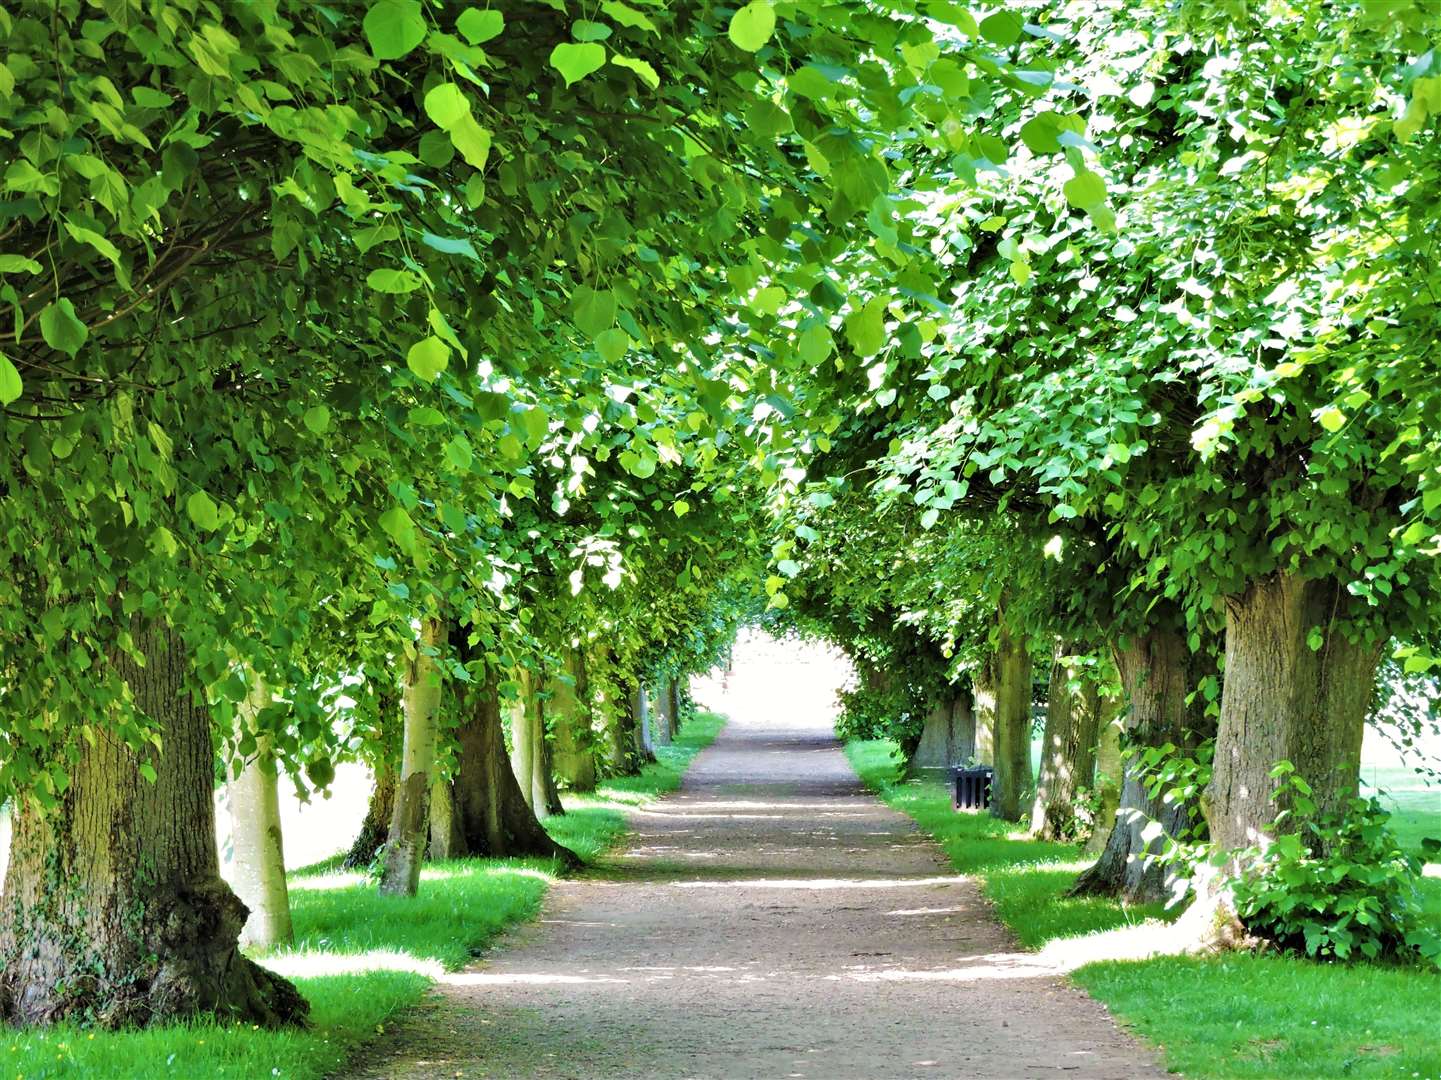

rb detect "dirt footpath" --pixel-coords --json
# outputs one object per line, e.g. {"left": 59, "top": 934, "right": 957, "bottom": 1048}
{"left": 350, "top": 707, "right": 1169, "bottom": 1079}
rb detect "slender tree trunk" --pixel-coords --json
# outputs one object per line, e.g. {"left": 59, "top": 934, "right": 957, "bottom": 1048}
{"left": 537, "top": 679, "right": 566, "bottom": 817}
{"left": 550, "top": 650, "right": 597, "bottom": 792}
{"left": 609, "top": 677, "right": 643, "bottom": 775}
{"left": 973, "top": 661, "right": 996, "bottom": 765}
{"left": 451, "top": 678, "right": 576, "bottom": 863}
{"left": 653, "top": 679, "right": 674, "bottom": 747}
{"left": 379, "top": 617, "right": 445, "bottom": 897}
{"left": 1206, "top": 572, "right": 1382, "bottom": 854}
{"left": 1085, "top": 696, "right": 1123, "bottom": 855}
{"left": 1070, "top": 623, "right": 1207, "bottom": 903}
{"left": 990, "top": 612, "right": 1033, "bottom": 821}
{"left": 508, "top": 667, "right": 538, "bottom": 813}
{"left": 668, "top": 677, "right": 684, "bottom": 734}
{"left": 226, "top": 675, "right": 292, "bottom": 949}
{"left": 1030, "top": 644, "right": 1100, "bottom": 842}
{"left": 632, "top": 683, "right": 656, "bottom": 763}
{"left": 0, "top": 621, "right": 306, "bottom": 1028}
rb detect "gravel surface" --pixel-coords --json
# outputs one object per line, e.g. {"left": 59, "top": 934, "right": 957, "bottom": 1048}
{"left": 349, "top": 704, "right": 1169, "bottom": 1080}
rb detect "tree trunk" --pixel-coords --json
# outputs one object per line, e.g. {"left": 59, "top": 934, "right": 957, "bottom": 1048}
{"left": 1030, "top": 645, "right": 1100, "bottom": 842}
{"left": 990, "top": 613, "right": 1033, "bottom": 821}
{"left": 451, "top": 679, "right": 576, "bottom": 864}
{"left": 379, "top": 617, "right": 445, "bottom": 897}
{"left": 609, "top": 677, "right": 644, "bottom": 775}
{"left": 1084, "top": 696, "right": 1123, "bottom": 855}
{"left": 428, "top": 774, "right": 466, "bottom": 861}
{"left": 509, "top": 667, "right": 564, "bottom": 819}
{"left": 1207, "top": 572, "right": 1382, "bottom": 854}
{"left": 550, "top": 650, "right": 598, "bottom": 792}
{"left": 667, "top": 677, "right": 684, "bottom": 734}
{"left": 908, "top": 687, "right": 977, "bottom": 772}
{"left": 343, "top": 763, "right": 395, "bottom": 869}
{"left": 1070, "top": 624, "right": 1206, "bottom": 903}
{"left": 653, "top": 679, "right": 674, "bottom": 747}
{"left": 0, "top": 621, "right": 306, "bottom": 1029}
{"left": 226, "top": 675, "right": 293, "bottom": 949}
{"left": 632, "top": 683, "right": 656, "bottom": 763}
{"left": 973, "top": 661, "right": 996, "bottom": 765}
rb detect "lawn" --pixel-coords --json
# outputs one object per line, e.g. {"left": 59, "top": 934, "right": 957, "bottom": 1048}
{"left": 846, "top": 738, "right": 1441, "bottom": 1080}
{"left": 2, "top": 713, "right": 725, "bottom": 1080}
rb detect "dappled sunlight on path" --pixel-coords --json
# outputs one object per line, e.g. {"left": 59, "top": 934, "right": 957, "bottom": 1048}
{"left": 350, "top": 632, "right": 1164, "bottom": 1079}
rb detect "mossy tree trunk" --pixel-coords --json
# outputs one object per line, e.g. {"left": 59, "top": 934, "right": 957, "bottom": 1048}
{"left": 990, "top": 611, "right": 1033, "bottom": 822}
{"left": 908, "top": 687, "right": 976, "bottom": 773}
{"left": 1030, "top": 644, "right": 1101, "bottom": 842}
{"left": 1207, "top": 573, "right": 1381, "bottom": 854}
{"left": 972, "top": 660, "right": 996, "bottom": 765}
{"left": 379, "top": 617, "right": 445, "bottom": 897}
{"left": 0, "top": 621, "right": 306, "bottom": 1028}
{"left": 631, "top": 682, "right": 656, "bottom": 764}
{"left": 550, "top": 649, "right": 597, "bottom": 792}
{"left": 509, "top": 667, "right": 564, "bottom": 819}
{"left": 652, "top": 679, "right": 675, "bottom": 747}
{"left": 1070, "top": 624, "right": 1209, "bottom": 904}
{"left": 343, "top": 682, "right": 399, "bottom": 869}
{"left": 226, "top": 675, "right": 292, "bottom": 949}
{"left": 1084, "top": 696, "right": 1123, "bottom": 855}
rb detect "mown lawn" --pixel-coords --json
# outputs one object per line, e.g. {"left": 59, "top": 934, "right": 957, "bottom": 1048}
{"left": 2, "top": 713, "right": 725, "bottom": 1080}
{"left": 846, "top": 739, "right": 1441, "bottom": 1080}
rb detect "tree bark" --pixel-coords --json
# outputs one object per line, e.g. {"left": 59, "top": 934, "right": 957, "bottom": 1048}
{"left": 1084, "top": 696, "right": 1123, "bottom": 855}
{"left": 1207, "top": 572, "right": 1382, "bottom": 854}
{"left": 632, "top": 683, "right": 656, "bottom": 763}
{"left": 509, "top": 667, "right": 564, "bottom": 819}
{"left": 653, "top": 679, "right": 675, "bottom": 747}
{"left": 990, "top": 613, "right": 1033, "bottom": 821}
{"left": 379, "top": 617, "right": 445, "bottom": 896}
{"left": 609, "top": 676, "right": 644, "bottom": 775}
{"left": 343, "top": 762, "right": 395, "bottom": 869}
{"left": 550, "top": 650, "right": 597, "bottom": 792}
{"left": 908, "top": 687, "right": 977, "bottom": 772}
{"left": 972, "top": 660, "right": 996, "bottom": 765}
{"left": 1070, "top": 624, "right": 1207, "bottom": 903}
{"left": 0, "top": 621, "right": 306, "bottom": 1028}
{"left": 428, "top": 773, "right": 466, "bottom": 861}
{"left": 451, "top": 679, "right": 576, "bottom": 863}
{"left": 667, "top": 677, "right": 684, "bottom": 734}
{"left": 1030, "top": 645, "right": 1100, "bottom": 842}
{"left": 226, "top": 676, "right": 292, "bottom": 949}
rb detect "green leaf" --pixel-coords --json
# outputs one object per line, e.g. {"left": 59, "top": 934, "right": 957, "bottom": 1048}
{"left": 0, "top": 255, "right": 43, "bottom": 275}
{"left": 449, "top": 117, "right": 492, "bottom": 169}
{"left": 601, "top": 1, "right": 656, "bottom": 32}
{"left": 611, "top": 54, "right": 660, "bottom": 89}
{"left": 844, "top": 297, "right": 886, "bottom": 357}
{"left": 572, "top": 20, "right": 612, "bottom": 42}
{"left": 798, "top": 323, "right": 833, "bottom": 364}
{"left": 367, "top": 268, "right": 421, "bottom": 294}
{"left": 303, "top": 405, "right": 331, "bottom": 434}
{"left": 573, "top": 286, "right": 617, "bottom": 337}
{"left": 424, "top": 83, "right": 469, "bottom": 129}
{"left": 456, "top": 8, "right": 504, "bottom": 44}
{"left": 39, "top": 299, "right": 88, "bottom": 355}
{"left": 1316, "top": 406, "right": 1346, "bottom": 433}
{"left": 421, "top": 231, "right": 480, "bottom": 261}
{"left": 979, "top": 11, "right": 1023, "bottom": 46}
{"left": 379, "top": 506, "right": 417, "bottom": 553}
{"left": 363, "top": 0, "right": 427, "bottom": 60}
{"left": 407, "top": 336, "right": 450, "bottom": 381}
{"left": 550, "top": 42, "right": 606, "bottom": 86}
{"left": 0, "top": 352, "right": 21, "bottom": 406}
{"left": 728, "top": 1, "right": 776, "bottom": 52}
{"left": 1063, "top": 170, "right": 1106, "bottom": 209}
{"left": 596, "top": 327, "right": 630, "bottom": 363}
{"left": 186, "top": 490, "right": 221, "bottom": 531}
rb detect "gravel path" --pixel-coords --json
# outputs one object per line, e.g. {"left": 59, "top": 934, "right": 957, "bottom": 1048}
{"left": 351, "top": 704, "right": 1169, "bottom": 1079}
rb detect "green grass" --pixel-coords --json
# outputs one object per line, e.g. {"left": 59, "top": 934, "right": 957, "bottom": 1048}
{"left": 2, "top": 713, "right": 725, "bottom": 1080}
{"left": 847, "top": 738, "right": 1441, "bottom": 1080}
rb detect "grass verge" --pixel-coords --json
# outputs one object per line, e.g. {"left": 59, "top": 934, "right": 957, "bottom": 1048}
{"left": 846, "top": 738, "right": 1441, "bottom": 1080}
{"left": 3, "top": 712, "right": 725, "bottom": 1080}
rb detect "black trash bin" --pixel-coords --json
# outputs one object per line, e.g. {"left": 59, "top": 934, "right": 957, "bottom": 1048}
{"left": 950, "top": 765, "right": 993, "bottom": 811}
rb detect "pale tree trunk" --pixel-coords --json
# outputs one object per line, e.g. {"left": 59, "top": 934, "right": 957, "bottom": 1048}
{"left": 1207, "top": 572, "right": 1382, "bottom": 854}
{"left": 990, "top": 612, "right": 1033, "bottom": 821}
{"left": 428, "top": 774, "right": 466, "bottom": 860}
{"left": 653, "top": 679, "right": 675, "bottom": 747}
{"left": 632, "top": 683, "right": 656, "bottom": 763}
{"left": 1084, "top": 696, "right": 1123, "bottom": 855}
{"left": 379, "top": 617, "right": 445, "bottom": 896}
{"left": 0, "top": 620, "right": 306, "bottom": 1028}
{"left": 509, "top": 667, "right": 564, "bottom": 819}
{"left": 909, "top": 687, "right": 977, "bottom": 772}
{"left": 1071, "top": 623, "right": 1208, "bottom": 903}
{"left": 1030, "top": 644, "right": 1100, "bottom": 842}
{"left": 451, "top": 677, "right": 576, "bottom": 864}
{"left": 226, "top": 675, "right": 292, "bottom": 949}
{"left": 973, "top": 661, "right": 996, "bottom": 765}
{"left": 550, "top": 649, "right": 598, "bottom": 792}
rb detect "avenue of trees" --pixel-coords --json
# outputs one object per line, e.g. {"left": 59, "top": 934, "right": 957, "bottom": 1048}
{"left": 0, "top": 0, "right": 1438, "bottom": 1034}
